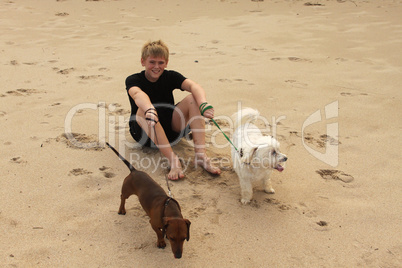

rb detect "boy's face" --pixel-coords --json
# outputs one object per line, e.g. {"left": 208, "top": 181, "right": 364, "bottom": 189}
{"left": 141, "top": 56, "right": 168, "bottom": 82}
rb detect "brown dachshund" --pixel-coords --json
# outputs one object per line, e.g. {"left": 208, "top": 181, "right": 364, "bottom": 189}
{"left": 106, "top": 143, "right": 191, "bottom": 259}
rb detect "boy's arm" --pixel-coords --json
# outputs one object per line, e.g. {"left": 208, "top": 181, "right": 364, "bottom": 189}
{"left": 128, "top": 86, "right": 158, "bottom": 126}
{"left": 181, "top": 79, "right": 215, "bottom": 119}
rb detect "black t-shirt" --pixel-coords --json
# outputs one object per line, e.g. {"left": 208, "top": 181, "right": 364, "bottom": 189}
{"left": 125, "top": 70, "right": 187, "bottom": 144}
{"left": 125, "top": 70, "right": 186, "bottom": 117}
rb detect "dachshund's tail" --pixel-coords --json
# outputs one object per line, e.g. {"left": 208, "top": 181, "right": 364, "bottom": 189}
{"left": 105, "top": 142, "right": 135, "bottom": 172}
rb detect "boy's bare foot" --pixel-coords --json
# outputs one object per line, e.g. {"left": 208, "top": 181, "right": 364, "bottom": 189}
{"left": 168, "top": 157, "right": 185, "bottom": 181}
{"left": 195, "top": 153, "right": 221, "bottom": 175}
{"left": 168, "top": 167, "right": 185, "bottom": 181}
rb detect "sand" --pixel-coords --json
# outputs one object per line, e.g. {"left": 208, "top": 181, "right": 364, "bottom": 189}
{"left": 1, "top": 0, "right": 401, "bottom": 267}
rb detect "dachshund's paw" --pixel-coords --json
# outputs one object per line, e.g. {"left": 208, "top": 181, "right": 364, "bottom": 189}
{"left": 157, "top": 240, "right": 166, "bottom": 248}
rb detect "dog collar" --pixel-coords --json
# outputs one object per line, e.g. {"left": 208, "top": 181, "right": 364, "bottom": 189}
{"left": 239, "top": 148, "right": 251, "bottom": 165}
{"left": 164, "top": 197, "right": 172, "bottom": 208}
{"left": 161, "top": 197, "right": 180, "bottom": 235}
{"left": 160, "top": 197, "right": 172, "bottom": 234}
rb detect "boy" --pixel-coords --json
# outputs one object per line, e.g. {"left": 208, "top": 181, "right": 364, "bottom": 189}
{"left": 125, "top": 40, "right": 221, "bottom": 180}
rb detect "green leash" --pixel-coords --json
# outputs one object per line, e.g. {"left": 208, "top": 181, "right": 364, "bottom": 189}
{"left": 199, "top": 102, "right": 239, "bottom": 152}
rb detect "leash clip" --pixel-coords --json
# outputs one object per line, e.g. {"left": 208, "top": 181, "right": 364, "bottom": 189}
{"left": 165, "top": 175, "right": 173, "bottom": 198}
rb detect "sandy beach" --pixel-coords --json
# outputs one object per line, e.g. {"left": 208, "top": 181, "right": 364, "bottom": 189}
{"left": 1, "top": 0, "right": 401, "bottom": 267}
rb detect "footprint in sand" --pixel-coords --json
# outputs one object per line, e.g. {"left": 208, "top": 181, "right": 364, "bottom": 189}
{"left": 316, "top": 220, "right": 328, "bottom": 226}
{"left": 188, "top": 207, "right": 207, "bottom": 218}
{"left": 271, "top": 57, "right": 312, "bottom": 62}
{"left": 340, "top": 92, "right": 369, "bottom": 97}
{"left": 304, "top": 2, "right": 324, "bottom": 6}
{"left": 244, "top": 46, "right": 268, "bottom": 52}
{"left": 78, "top": 75, "right": 113, "bottom": 81}
{"left": 189, "top": 197, "right": 220, "bottom": 224}
{"left": 55, "top": 67, "right": 75, "bottom": 75}
{"left": 285, "top": 79, "right": 308, "bottom": 88}
{"left": 54, "top": 133, "right": 103, "bottom": 151}
{"left": 316, "top": 169, "right": 354, "bottom": 183}
{"left": 303, "top": 133, "right": 340, "bottom": 148}
{"left": 0, "top": 111, "right": 6, "bottom": 117}
{"left": 340, "top": 92, "right": 353, "bottom": 96}
{"left": 313, "top": 220, "right": 330, "bottom": 231}
{"left": 105, "top": 46, "right": 120, "bottom": 51}
{"left": 55, "top": 12, "right": 69, "bottom": 16}
{"left": 288, "top": 57, "right": 312, "bottom": 62}
{"left": 335, "top": 57, "right": 348, "bottom": 62}
{"left": 264, "top": 198, "right": 293, "bottom": 211}
{"left": 69, "top": 168, "right": 92, "bottom": 176}
{"left": 107, "top": 103, "right": 130, "bottom": 116}
{"left": 10, "top": 157, "right": 27, "bottom": 164}
{"left": 99, "top": 166, "right": 116, "bottom": 178}
{"left": 298, "top": 202, "right": 318, "bottom": 218}
{"left": 6, "top": 89, "right": 43, "bottom": 97}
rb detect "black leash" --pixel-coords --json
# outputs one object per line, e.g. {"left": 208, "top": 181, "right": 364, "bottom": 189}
{"left": 145, "top": 108, "right": 173, "bottom": 198}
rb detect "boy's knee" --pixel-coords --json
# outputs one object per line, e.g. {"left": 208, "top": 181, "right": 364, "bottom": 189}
{"left": 183, "top": 94, "right": 196, "bottom": 105}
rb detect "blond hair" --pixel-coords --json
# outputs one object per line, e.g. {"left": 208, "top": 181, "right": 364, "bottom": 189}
{"left": 141, "top": 40, "right": 169, "bottom": 61}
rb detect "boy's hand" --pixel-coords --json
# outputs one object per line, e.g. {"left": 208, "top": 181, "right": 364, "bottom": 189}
{"left": 199, "top": 102, "right": 215, "bottom": 119}
{"left": 202, "top": 107, "right": 214, "bottom": 119}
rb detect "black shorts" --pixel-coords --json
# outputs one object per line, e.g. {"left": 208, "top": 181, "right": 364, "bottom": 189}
{"left": 129, "top": 107, "right": 190, "bottom": 148}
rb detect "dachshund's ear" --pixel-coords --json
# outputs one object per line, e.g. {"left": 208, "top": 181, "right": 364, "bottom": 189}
{"left": 184, "top": 219, "right": 191, "bottom": 241}
{"left": 163, "top": 217, "right": 170, "bottom": 225}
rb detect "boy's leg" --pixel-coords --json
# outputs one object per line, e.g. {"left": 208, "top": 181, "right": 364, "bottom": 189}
{"left": 136, "top": 109, "right": 184, "bottom": 180}
{"left": 172, "top": 95, "right": 221, "bottom": 175}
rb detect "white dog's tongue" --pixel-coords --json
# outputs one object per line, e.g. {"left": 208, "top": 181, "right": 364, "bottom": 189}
{"left": 275, "top": 165, "right": 284, "bottom": 172}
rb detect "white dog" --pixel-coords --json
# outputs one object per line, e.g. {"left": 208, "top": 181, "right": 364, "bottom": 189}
{"left": 231, "top": 108, "right": 287, "bottom": 204}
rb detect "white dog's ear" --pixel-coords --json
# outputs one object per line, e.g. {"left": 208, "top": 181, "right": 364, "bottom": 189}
{"left": 241, "top": 146, "right": 258, "bottom": 164}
